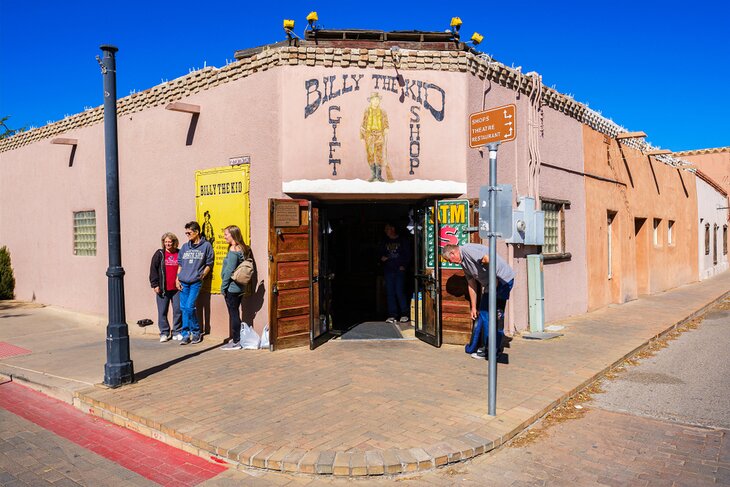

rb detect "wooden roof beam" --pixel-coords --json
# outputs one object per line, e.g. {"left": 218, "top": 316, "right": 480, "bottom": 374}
{"left": 50, "top": 138, "right": 78, "bottom": 145}
{"left": 645, "top": 149, "right": 672, "bottom": 156}
{"left": 165, "top": 102, "right": 200, "bottom": 114}
{"left": 615, "top": 131, "right": 647, "bottom": 140}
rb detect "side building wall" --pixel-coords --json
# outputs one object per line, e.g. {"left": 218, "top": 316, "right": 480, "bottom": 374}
{"left": 465, "top": 77, "right": 589, "bottom": 332}
{"left": 696, "top": 176, "right": 729, "bottom": 279}
{"left": 0, "top": 71, "right": 283, "bottom": 338}
{"left": 583, "top": 126, "right": 699, "bottom": 310}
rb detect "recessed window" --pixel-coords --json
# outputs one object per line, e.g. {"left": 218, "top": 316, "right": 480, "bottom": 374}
{"left": 705, "top": 223, "right": 711, "bottom": 255}
{"left": 653, "top": 218, "right": 662, "bottom": 246}
{"left": 541, "top": 199, "right": 569, "bottom": 256}
{"left": 73, "top": 210, "right": 96, "bottom": 256}
{"left": 668, "top": 220, "right": 675, "bottom": 246}
{"left": 607, "top": 211, "right": 617, "bottom": 279}
{"left": 724, "top": 225, "right": 727, "bottom": 255}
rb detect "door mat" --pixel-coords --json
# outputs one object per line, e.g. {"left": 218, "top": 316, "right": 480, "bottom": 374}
{"left": 340, "top": 322, "right": 404, "bottom": 340}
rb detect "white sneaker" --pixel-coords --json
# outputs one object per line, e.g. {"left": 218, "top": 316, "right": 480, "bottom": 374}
{"left": 172, "top": 334, "right": 182, "bottom": 341}
{"left": 399, "top": 316, "right": 410, "bottom": 323}
{"left": 385, "top": 317, "right": 396, "bottom": 324}
{"left": 159, "top": 335, "right": 170, "bottom": 343}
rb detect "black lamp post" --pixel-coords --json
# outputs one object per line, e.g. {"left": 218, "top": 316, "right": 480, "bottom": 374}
{"left": 99, "top": 45, "right": 134, "bottom": 387}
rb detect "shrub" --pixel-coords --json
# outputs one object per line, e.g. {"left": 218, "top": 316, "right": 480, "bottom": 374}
{"left": 0, "top": 246, "right": 15, "bottom": 300}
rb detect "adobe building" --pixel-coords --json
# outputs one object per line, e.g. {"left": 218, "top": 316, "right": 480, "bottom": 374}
{"left": 0, "top": 27, "right": 711, "bottom": 350}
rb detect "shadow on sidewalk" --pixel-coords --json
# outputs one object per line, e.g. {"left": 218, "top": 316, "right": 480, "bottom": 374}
{"left": 134, "top": 342, "right": 221, "bottom": 382}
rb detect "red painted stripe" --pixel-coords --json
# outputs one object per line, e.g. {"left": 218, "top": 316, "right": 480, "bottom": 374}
{"left": 0, "top": 341, "right": 32, "bottom": 359}
{"left": 0, "top": 381, "right": 227, "bottom": 486}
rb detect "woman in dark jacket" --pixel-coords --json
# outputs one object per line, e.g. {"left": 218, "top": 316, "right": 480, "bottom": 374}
{"left": 149, "top": 232, "right": 182, "bottom": 342}
{"left": 219, "top": 225, "right": 251, "bottom": 350}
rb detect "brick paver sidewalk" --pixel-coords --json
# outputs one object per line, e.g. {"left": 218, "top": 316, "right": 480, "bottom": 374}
{"left": 2, "top": 271, "right": 730, "bottom": 477}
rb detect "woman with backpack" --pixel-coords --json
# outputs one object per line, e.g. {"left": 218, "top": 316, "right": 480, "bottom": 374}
{"left": 219, "top": 225, "right": 251, "bottom": 350}
{"left": 148, "top": 232, "right": 182, "bottom": 342}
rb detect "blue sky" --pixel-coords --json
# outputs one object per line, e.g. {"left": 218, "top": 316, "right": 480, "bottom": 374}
{"left": 1, "top": 1, "right": 727, "bottom": 151}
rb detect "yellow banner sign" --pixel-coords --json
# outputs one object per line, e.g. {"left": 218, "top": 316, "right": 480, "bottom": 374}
{"left": 195, "top": 165, "right": 251, "bottom": 294}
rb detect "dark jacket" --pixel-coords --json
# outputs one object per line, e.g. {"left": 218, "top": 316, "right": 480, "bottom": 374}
{"left": 149, "top": 249, "right": 166, "bottom": 297}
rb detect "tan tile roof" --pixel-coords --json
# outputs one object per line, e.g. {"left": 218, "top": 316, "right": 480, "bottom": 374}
{"left": 673, "top": 147, "right": 730, "bottom": 157}
{"left": 0, "top": 43, "right": 694, "bottom": 169}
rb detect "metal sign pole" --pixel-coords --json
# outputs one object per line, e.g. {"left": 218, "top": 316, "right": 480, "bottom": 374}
{"left": 487, "top": 141, "right": 500, "bottom": 416}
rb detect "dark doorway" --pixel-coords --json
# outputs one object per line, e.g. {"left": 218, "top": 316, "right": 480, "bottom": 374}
{"left": 319, "top": 202, "right": 414, "bottom": 332}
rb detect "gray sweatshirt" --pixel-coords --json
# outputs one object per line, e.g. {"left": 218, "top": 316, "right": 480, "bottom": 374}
{"left": 177, "top": 238, "right": 214, "bottom": 284}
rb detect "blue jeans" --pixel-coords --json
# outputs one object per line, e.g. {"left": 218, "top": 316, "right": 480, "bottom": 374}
{"left": 465, "top": 279, "right": 514, "bottom": 354}
{"left": 179, "top": 281, "right": 202, "bottom": 339}
{"left": 384, "top": 270, "right": 408, "bottom": 318}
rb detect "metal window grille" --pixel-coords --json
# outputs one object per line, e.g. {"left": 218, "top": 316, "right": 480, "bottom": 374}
{"left": 705, "top": 223, "right": 710, "bottom": 255}
{"left": 724, "top": 225, "right": 728, "bottom": 255}
{"left": 73, "top": 211, "right": 97, "bottom": 256}
{"left": 541, "top": 201, "right": 562, "bottom": 255}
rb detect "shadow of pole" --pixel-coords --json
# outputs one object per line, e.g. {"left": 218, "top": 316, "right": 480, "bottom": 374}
{"left": 133, "top": 342, "right": 222, "bottom": 382}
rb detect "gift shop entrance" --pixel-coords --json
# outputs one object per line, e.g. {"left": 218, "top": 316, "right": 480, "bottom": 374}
{"left": 267, "top": 198, "right": 447, "bottom": 350}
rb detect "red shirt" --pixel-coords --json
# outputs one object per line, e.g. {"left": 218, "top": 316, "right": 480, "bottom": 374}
{"left": 164, "top": 251, "right": 178, "bottom": 291}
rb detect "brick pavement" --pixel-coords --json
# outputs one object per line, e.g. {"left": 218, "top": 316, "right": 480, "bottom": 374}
{"left": 0, "top": 380, "right": 226, "bottom": 486}
{"left": 2, "top": 271, "right": 730, "bottom": 478}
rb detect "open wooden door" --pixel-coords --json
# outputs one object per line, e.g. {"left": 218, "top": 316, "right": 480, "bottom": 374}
{"left": 413, "top": 200, "right": 441, "bottom": 347}
{"left": 268, "top": 199, "right": 320, "bottom": 350}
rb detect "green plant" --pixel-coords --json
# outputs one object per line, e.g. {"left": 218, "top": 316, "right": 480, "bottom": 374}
{"left": 0, "top": 246, "right": 16, "bottom": 300}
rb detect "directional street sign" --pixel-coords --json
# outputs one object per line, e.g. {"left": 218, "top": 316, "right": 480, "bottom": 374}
{"left": 469, "top": 104, "right": 516, "bottom": 148}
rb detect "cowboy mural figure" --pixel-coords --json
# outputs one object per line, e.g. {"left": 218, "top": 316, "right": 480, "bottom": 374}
{"left": 360, "top": 92, "right": 392, "bottom": 182}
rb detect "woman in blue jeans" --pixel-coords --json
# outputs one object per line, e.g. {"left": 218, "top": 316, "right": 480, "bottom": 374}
{"left": 175, "top": 221, "right": 214, "bottom": 345}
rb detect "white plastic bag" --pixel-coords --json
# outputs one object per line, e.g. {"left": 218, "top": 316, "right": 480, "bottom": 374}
{"left": 240, "top": 322, "right": 260, "bottom": 350}
{"left": 259, "top": 325, "right": 270, "bottom": 349}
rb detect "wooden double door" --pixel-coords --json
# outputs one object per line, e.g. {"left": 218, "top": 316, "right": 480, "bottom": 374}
{"left": 268, "top": 199, "right": 473, "bottom": 350}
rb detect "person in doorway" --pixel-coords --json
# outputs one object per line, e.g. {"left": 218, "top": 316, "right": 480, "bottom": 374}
{"left": 176, "top": 221, "right": 214, "bottom": 345}
{"left": 441, "top": 243, "right": 515, "bottom": 359}
{"left": 380, "top": 223, "right": 411, "bottom": 324}
{"left": 219, "top": 225, "right": 251, "bottom": 350}
{"left": 148, "top": 232, "right": 182, "bottom": 342}
{"left": 360, "top": 92, "right": 390, "bottom": 182}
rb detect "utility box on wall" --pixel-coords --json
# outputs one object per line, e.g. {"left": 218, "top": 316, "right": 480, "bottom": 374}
{"left": 527, "top": 254, "right": 545, "bottom": 333}
{"left": 505, "top": 196, "right": 545, "bottom": 246}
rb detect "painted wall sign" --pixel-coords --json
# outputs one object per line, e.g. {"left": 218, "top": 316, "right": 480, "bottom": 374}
{"left": 282, "top": 69, "right": 467, "bottom": 187}
{"left": 302, "top": 73, "right": 448, "bottom": 180}
{"left": 426, "top": 199, "right": 470, "bottom": 269}
{"left": 229, "top": 155, "right": 251, "bottom": 166}
{"left": 195, "top": 165, "right": 251, "bottom": 294}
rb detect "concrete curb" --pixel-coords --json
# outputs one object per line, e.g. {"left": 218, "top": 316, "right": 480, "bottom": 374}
{"left": 69, "top": 289, "right": 730, "bottom": 477}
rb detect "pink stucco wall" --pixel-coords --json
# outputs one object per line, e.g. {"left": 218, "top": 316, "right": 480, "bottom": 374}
{"left": 465, "top": 78, "right": 589, "bottom": 331}
{"left": 0, "top": 71, "right": 282, "bottom": 337}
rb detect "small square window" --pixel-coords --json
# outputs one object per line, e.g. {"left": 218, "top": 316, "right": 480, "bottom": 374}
{"left": 73, "top": 210, "right": 96, "bottom": 256}
{"left": 541, "top": 199, "right": 569, "bottom": 256}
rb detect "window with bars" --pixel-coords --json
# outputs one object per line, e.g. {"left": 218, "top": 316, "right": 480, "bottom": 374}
{"left": 73, "top": 210, "right": 97, "bottom": 256}
{"left": 724, "top": 225, "right": 728, "bottom": 255}
{"left": 541, "top": 199, "right": 568, "bottom": 256}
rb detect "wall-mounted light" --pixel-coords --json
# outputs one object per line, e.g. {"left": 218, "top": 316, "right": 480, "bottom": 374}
{"left": 470, "top": 32, "right": 484, "bottom": 46}
{"left": 450, "top": 17, "right": 462, "bottom": 41}
{"left": 306, "top": 11, "right": 319, "bottom": 31}
{"left": 283, "top": 19, "right": 299, "bottom": 43}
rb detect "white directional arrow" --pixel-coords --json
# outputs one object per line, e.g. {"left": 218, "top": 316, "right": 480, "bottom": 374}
{"left": 504, "top": 109, "right": 513, "bottom": 119}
